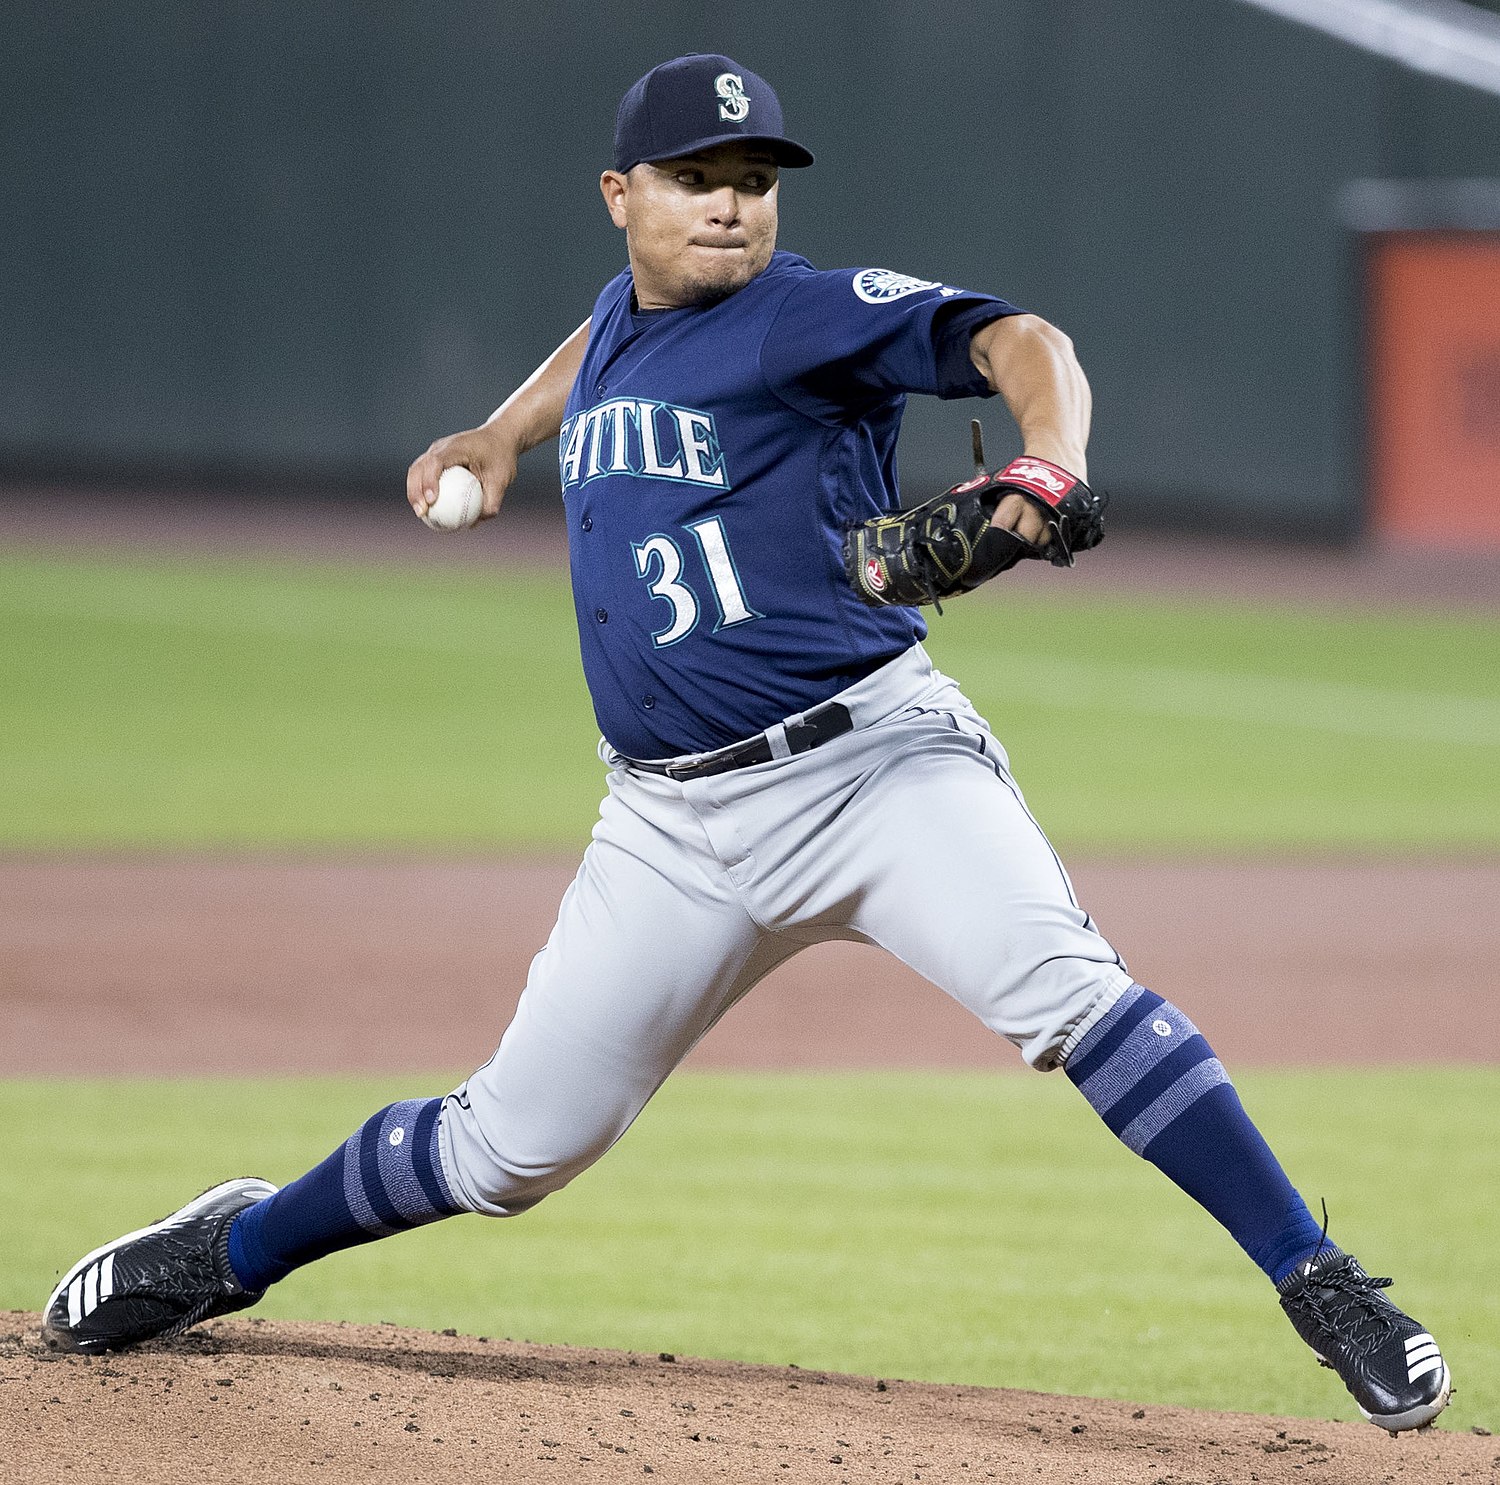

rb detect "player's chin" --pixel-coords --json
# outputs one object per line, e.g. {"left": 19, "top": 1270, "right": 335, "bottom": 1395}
{"left": 676, "top": 249, "right": 765, "bottom": 304}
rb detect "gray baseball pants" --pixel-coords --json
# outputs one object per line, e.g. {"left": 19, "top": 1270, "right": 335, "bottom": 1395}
{"left": 439, "top": 642, "right": 1132, "bottom": 1216}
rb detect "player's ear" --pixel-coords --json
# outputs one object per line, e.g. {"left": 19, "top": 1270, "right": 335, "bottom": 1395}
{"left": 600, "top": 170, "right": 629, "bottom": 229}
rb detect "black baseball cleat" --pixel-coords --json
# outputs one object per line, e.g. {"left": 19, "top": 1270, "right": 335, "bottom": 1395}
{"left": 1277, "top": 1247, "right": 1451, "bottom": 1434}
{"left": 41, "top": 1177, "right": 278, "bottom": 1355}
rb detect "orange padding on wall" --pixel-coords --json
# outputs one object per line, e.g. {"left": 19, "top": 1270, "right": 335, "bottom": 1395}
{"left": 1369, "top": 233, "right": 1500, "bottom": 547}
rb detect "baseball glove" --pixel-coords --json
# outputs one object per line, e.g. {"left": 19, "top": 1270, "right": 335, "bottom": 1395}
{"left": 843, "top": 421, "right": 1106, "bottom": 610}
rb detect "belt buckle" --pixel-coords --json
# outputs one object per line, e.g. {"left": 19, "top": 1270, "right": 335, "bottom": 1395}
{"left": 664, "top": 745, "right": 733, "bottom": 780}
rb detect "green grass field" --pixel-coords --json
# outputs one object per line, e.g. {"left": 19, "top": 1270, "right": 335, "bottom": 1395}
{"left": 3, "top": 548, "right": 1498, "bottom": 851}
{"left": 5, "top": 1068, "right": 1495, "bottom": 1427}
{"left": 3, "top": 544, "right": 1496, "bottom": 1426}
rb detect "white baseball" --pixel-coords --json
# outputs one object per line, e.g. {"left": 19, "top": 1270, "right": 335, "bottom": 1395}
{"left": 420, "top": 465, "right": 485, "bottom": 531}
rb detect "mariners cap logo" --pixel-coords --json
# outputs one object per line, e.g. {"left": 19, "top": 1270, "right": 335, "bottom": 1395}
{"left": 715, "top": 73, "right": 750, "bottom": 122}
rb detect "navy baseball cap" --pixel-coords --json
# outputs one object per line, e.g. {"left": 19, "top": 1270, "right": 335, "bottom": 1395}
{"left": 613, "top": 54, "right": 815, "bottom": 174}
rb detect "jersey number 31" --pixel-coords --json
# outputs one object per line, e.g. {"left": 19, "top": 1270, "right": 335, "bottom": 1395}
{"left": 632, "top": 516, "right": 762, "bottom": 647}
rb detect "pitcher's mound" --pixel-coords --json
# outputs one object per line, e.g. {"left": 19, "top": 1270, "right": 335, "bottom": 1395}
{"left": 2, "top": 1312, "right": 1485, "bottom": 1484}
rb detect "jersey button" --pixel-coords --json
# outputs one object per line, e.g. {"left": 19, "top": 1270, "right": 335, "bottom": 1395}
{"left": 641, "top": 695, "right": 655, "bottom": 710}
{"left": 595, "top": 382, "right": 607, "bottom": 396}
{"left": 580, "top": 515, "right": 592, "bottom": 532}
{"left": 595, "top": 607, "right": 608, "bottom": 623}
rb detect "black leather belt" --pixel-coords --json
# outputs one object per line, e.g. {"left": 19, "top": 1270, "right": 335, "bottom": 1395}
{"left": 626, "top": 701, "right": 854, "bottom": 780}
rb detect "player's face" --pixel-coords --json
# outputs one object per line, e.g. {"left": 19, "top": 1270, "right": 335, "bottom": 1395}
{"left": 600, "top": 143, "right": 780, "bottom": 308}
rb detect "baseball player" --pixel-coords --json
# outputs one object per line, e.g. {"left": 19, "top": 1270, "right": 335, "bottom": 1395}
{"left": 44, "top": 54, "right": 1449, "bottom": 1435}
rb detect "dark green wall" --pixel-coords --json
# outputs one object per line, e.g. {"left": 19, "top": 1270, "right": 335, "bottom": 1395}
{"left": 5, "top": 2, "right": 1497, "bottom": 532}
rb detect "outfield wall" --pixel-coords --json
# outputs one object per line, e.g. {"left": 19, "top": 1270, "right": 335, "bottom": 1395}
{"left": 4, "top": 1, "right": 1497, "bottom": 534}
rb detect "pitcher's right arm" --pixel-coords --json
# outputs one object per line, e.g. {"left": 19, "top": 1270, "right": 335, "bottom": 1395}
{"left": 406, "top": 317, "right": 592, "bottom": 521}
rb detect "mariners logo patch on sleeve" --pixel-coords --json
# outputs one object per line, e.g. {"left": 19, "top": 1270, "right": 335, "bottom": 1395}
{"left": 852, "top": 268, "right": 944, "bottom": 303}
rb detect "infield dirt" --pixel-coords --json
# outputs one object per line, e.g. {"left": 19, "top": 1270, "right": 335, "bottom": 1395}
{"left": 5, "top": 1312, "right": 1494, "bottom": 1485}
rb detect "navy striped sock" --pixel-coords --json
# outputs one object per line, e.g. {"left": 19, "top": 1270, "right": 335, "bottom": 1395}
{"left": 1065, "top": 985, "right": 1326, "bottom": 1283}
{"left": 226, "top": 1097, "right": 462, "bottom": 1290}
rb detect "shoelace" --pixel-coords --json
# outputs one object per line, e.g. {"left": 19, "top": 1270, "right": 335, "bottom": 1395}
{"left": 1291, "top": 1258, "right": 1400, "bottom": 1358}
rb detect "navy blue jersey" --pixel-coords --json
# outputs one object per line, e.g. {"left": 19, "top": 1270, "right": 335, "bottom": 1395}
{"left": 560, "top": 250, "right": 1021, "bottom": 757}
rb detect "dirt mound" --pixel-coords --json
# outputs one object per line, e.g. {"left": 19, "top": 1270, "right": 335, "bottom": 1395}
{"left": 2, "top": 1312, "right": 1488, "bottom": 1485}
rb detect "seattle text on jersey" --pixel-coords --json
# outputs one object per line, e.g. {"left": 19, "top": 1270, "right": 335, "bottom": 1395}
{"left": 560, "top": 398, "right": 729, "bottom": 491}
